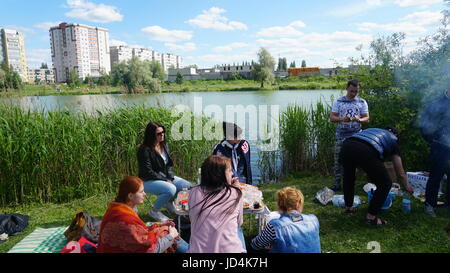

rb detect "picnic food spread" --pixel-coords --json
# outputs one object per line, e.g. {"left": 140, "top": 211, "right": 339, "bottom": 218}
{"left": 174, "top": 182, "right": 264, "bottom": 213}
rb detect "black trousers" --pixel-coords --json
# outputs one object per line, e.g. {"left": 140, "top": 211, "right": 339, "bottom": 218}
{"left": 340, "top": 138, "right": 392, "bottom": 216}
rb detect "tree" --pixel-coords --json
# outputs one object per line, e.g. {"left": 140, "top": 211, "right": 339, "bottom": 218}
{"left": 148, "top": 61, "right": 166, "bottom": 82}
{"left": 40, "top": 63, "right": 48, "bottom": 69}
{"left": 0, "top": 62, "right": 22, "bottom": 91}
{"left": 175, "top": 71, "right": 184, "bottom": 85}
{"left": 290, "top": 61, "right": 296, "bottom": 68}
{"left": 84, "top": 74, "right": 94, "bottom": 86}
{"left": 301, "top": 60, "right": 307, "bottom": 68}
{"left": 67, "top": 71, "right": 81, "bottom": 88}
{"left": 252, "top": 48, "right": 275, "bottom": 88}
{"left": 110, "top": 57, "right": 163, "bottom": 93}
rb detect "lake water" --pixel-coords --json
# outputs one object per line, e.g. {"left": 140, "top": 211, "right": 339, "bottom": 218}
{"left": 1, "top": 89, "right": 342, "bottom": 183}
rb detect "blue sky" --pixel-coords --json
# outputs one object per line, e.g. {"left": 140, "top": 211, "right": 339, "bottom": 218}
{"left": 0, "top": 0, "right": 446, "bottom": 69}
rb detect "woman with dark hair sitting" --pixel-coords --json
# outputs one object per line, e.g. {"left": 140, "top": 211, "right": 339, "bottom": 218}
{"left": 137, "top": 121, "right": 192, "bottom": 222}
{"left": 187, "top": 155, "right": 246, "bottom": 253}
{"left": 97, "top": 176, "right": 189, "bottom": 253}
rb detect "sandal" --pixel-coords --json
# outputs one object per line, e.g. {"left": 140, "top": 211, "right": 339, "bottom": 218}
{"left": 365, "top": 217, "right": 387, "bottom": 226}
{"left": 344, "top": 207, "right": 357, "bottom": 214}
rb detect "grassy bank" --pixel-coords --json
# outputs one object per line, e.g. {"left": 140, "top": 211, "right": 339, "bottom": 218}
{"left": 0, "top": 76, "right": 341, "bottom": 97}
{"left": 0, "top": 104, "right": 216, "bottom": 206}
{"left": 1, "top": 172, "right": 448, "bottom": 253}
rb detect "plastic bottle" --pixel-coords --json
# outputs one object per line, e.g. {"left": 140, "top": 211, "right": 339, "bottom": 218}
{"left": 178, "top": 188, "right": 189, "bottom": 211}
{"left": 402, "top": 192, "right": 411, "bottom": 214}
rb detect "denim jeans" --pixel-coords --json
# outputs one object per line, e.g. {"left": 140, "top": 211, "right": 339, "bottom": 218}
{"left": 237, "top": 227, "right": 247, "bottom": 252}
{"left": 425, "top": 142, "right": 450, "bottom": 207}
{"left": 144, "top": 176, "right": 192, "bottom": 210}
{"left": 175, "top": 237, "right": 189, "bottom": 253}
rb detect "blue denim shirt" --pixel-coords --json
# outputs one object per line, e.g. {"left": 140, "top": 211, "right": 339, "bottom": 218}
{"left": 269, "top": 210, "right": 321, "bottom": 253}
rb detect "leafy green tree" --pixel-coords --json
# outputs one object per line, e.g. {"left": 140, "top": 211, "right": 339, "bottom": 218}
{"left": 175, "top": 71, "right": 184, "bottom": 85}
{"left": 97, "top": 72, "right": 111, "bottom": 86}
{"left": 40, "top": 63, "right": 48, "bottom": 69}
{"left": 0, "top": 62, "right": 22, "bottom": 91}
{"left": 301, "top": 60, "right": 307, "bottom": 68}
{"left": 111, "top": 57, "right": 162, "bottom": 93}
{"left": 148, "top": 61, "right": 166, "bottom": 82}
{"left": 290, "top": 61, "right": 296, "bottom": 68}
{"left": 253, "top": 48, "right": 275, "bottom": 88}
{"left": 67, "top": 71, "right": 81, "bottom": 88}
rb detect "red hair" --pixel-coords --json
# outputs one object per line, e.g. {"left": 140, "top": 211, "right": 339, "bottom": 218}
{"left": 115, "top": 176, "right": 144, "bottom": 203}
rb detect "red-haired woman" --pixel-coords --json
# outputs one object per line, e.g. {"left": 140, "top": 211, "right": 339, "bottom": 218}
{"left": 97, "top": 176, "right": 189, "bottom": 253}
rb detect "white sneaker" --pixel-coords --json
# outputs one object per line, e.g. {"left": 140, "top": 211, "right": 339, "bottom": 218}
{"left": 148, "top": 210, "right": 169, "bottom": 222}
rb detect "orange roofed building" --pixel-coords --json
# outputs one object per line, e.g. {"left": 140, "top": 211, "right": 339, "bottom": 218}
{"left": 288, "top": 67, "right": 320, "bottom": 77}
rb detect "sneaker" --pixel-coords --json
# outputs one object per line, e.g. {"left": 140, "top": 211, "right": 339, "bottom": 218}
{"left": 424, "top": 203, "right": 437, "bottom": 218}
{"left": 165, "top": 202, "right": 178, "bottom": 214}
{"left": 331, "top": 184, "right": 342, "bottom": 192}
{"left": 149, "top": 210, "right": 170, "bottom": 222}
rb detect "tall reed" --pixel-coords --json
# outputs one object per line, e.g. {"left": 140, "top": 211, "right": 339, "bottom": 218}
{"left": 280, "top": 101, "right": 336, "bottom": 175}
{"left": 0, "top": 104, "right": 215, "bottom": 206}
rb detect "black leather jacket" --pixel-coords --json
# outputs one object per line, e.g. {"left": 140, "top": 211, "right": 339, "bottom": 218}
{"left": 137, "top": 144, "right": 175, "bottom": 182}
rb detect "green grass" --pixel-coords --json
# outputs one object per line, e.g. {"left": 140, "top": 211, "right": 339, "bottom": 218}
{"left": 1, "top": 172, "right": 448, "bottom": 253}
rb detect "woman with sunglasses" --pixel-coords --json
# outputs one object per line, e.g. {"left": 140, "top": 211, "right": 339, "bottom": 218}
{"left": 137, "top": 121, "right": 192, "bottom": 222}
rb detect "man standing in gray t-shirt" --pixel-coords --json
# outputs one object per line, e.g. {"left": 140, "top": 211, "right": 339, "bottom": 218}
{"left": 329, "top": 80, "right": 370, "bottom": 191}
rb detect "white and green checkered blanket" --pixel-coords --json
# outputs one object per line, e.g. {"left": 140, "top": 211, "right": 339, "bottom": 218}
{"left": 8, "top": 227, "right": 68, "bottom": 253}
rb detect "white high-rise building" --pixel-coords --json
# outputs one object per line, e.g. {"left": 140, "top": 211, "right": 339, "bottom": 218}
{"left": 110, "top": 45, "right": 133, "bottom": 69}
{"left": 50, "top": 22, "right": 111, "bottom": 83}
{"left": 1, "top": 28, "right": 28, "bottom": 81}
{"left": 161, "top": 53, "right": 182, "bottom": 72}
{"left": 133, "top": 48, "right": 153, "bottom": 62}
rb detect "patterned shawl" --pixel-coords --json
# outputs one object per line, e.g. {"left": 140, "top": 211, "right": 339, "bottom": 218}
{"left": 97, "top": 202, "right": 169, "bottom": 253}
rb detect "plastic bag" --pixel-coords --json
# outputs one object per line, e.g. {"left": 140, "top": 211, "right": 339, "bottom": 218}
{"left": 315, "top": 187, "right": 335, "bottom": 205}
{"left": 332, "top": 195, "right": 361, "bottom": 207}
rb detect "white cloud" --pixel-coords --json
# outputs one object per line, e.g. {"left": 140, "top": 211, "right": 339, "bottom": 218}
{"left": 255, "top": 31, "right": 374, "bottom": 68}
{"left": 356, "top": 11, "right": 442, "bottom": 35}
{"left": 186, "top": 7, "right": 248, "bottom": 31}
{"left": 256, "top": 21, "right": 306, "bottom": 38}
{"left": 109, "top": 39, "right": 128, "bottom": 47}
{"left": 34, "top": 22, "right": 61, "bottom": 31}
{"left": 26, "top": 49, "right": 52, "bottom": 68}
{"left": 141, "top": 26, "right": 193, "bottom": 42}
{"left": 64, "top": 0, "right": 123, "bottom": 23}
{"left": 164, "top": 42, "right": 197, "bottom": 52}
{"left": 394, "top": 0, "right": 442, "bottom": 7}
{"left": 4, "top": 25, "right": 35, "bottom": 34}
{"left": 327, "top": 0, "right": 384, "bottom": 17}
{"left": 213, "top": 42, "right": 249, "bottom": 52}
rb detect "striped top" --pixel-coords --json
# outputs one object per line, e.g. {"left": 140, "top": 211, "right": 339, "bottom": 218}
{"left": 250, "top": 222, "right": 276, "bottom": 250}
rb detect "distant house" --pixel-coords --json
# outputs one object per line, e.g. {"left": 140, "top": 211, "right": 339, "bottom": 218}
{"left": 219, "top": 65, "right": 254, "bottom": 79}
{"left": 168, "top": 67, "right": 224, "bottom": 82}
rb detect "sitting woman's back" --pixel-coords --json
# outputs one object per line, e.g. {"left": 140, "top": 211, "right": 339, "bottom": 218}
{"left": 187, "top": 155, "right": 246, "bottom": 253}
{"left": 188, "top": 185, "right": 244, "bottom": 253}
{"left": 251, "top": 186, "right": 321, "bottom": 253}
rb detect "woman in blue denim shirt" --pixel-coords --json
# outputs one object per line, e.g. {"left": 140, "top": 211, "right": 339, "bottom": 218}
{"left": 250, "top": 187, "right": 321, "bottom": 253}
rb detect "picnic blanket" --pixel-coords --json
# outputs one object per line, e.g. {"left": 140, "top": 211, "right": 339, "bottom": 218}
{"left": 7, "top": 222, "right": 155, "bottom": 253}
{"left": 8, "top": 227, "right": 68, "bottom": 253}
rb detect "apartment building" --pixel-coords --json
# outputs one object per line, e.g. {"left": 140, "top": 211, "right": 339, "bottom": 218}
{"left": 0, "top": 28, "right": 28, "bottom": 81}
{"left": 109, "top": 46, "right": 166, "bottom": 69}
{"left": 27, "top": 68, "right": 55, "bottom": 84}
{"left": 162, "top": 53, "right": 182, "bottom": 72}
{"left": 50, "top": 22, "right": 111, "bottom": 83}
